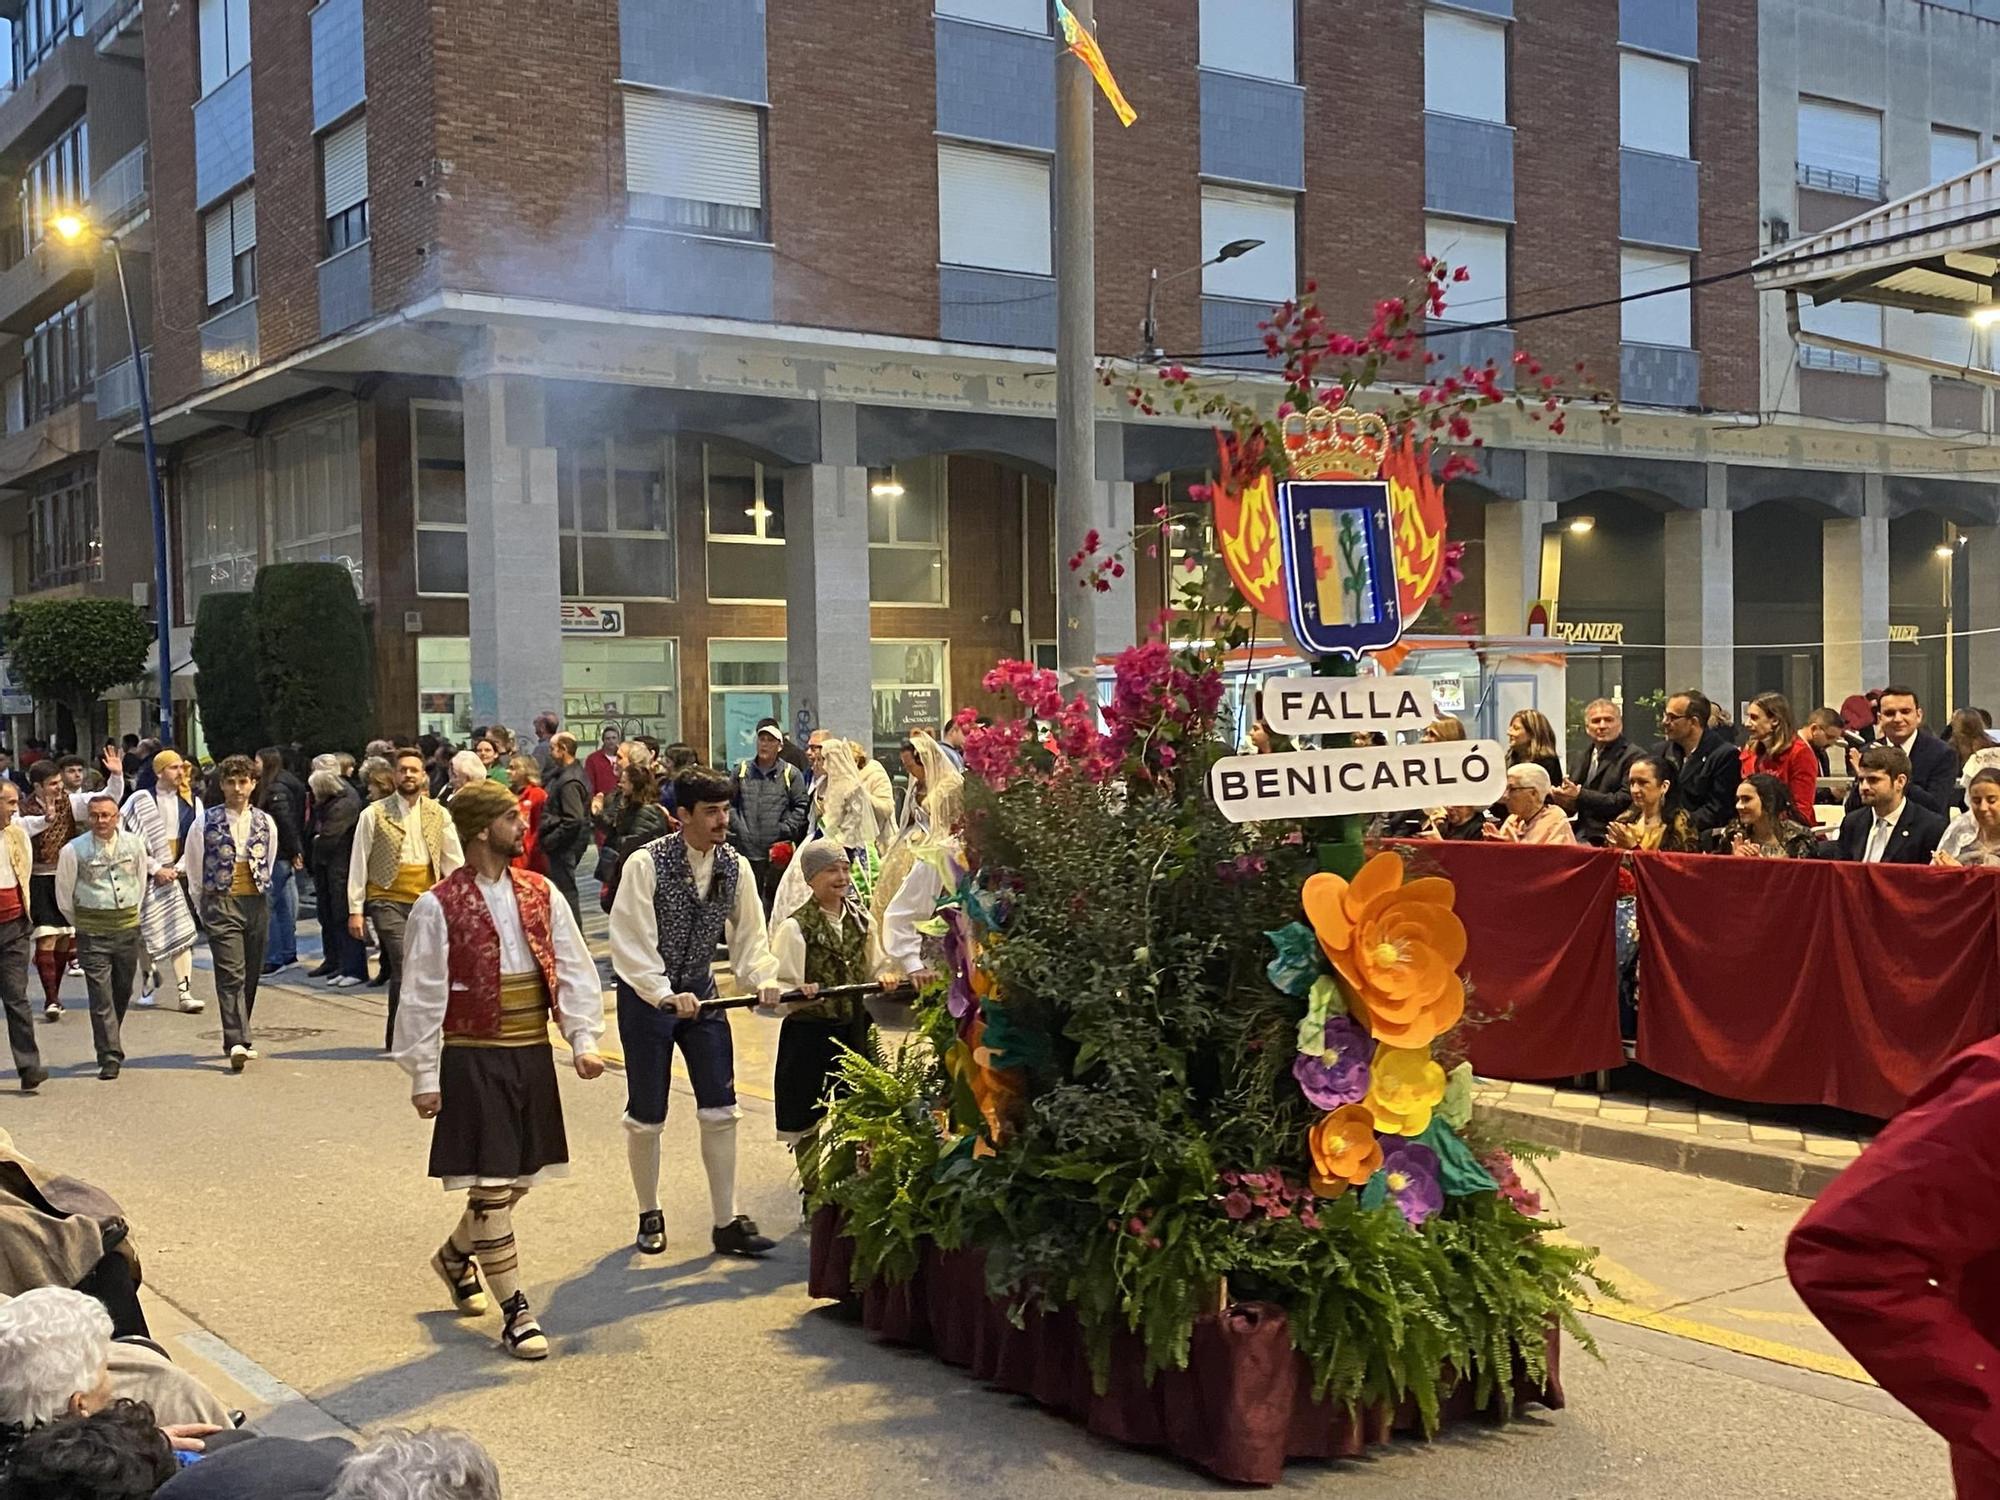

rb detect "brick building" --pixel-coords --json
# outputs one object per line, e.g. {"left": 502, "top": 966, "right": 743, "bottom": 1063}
{"left": 0, "top": 0, "right": 1996, "bottom": 757}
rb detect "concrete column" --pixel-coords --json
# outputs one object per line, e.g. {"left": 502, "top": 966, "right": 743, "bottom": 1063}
{"left": 1822, "top": 475, "right": 1891, "bottom": 704}
{"left": 464, "top": 374, "right": 563, "bottom": 733}
{"left": 1965, "top": 524, "right": 2000, "bottom": 713}
{"left": 785, "top": 403, "right": 873, "bottom": 743}
{"left": 1483, "top": 454, "right": 1557, "bottom": 637}
{"left": 1661, "top": 465, "right": 1735, "bottom": 699}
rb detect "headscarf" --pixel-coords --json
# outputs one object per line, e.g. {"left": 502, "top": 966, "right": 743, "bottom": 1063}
{"left": 870, "top": 732, "right": 964, "bottom": 937}
{"left": 151, "top": 749, "right": 192, "bottom": 803}
{"left": 818, "top": 739, "right": 877, "bottom": 852}
{"left": 448, "top": 778, "right": 518, "bottom": 846}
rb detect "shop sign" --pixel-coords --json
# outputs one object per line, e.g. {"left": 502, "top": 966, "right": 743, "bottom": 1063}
{"left": 1207, "top": 740, "right": 1507, "bottom": 823}
{"left": 1260, "top": 675, "right": 1438, "bottom": 737}
{"left": 895, "top": 687, "right": 943, "bottom": 731}
{"left": 1888, "top": 624, "right": 1920, "bottom": 644}
{"left": 0, "top": 658, "right": 29, "bottom": 716}
{"left": 560, "top": 602, "right": 625, "bottom": 637}
{"left": 1555, "top": 620, "right": 1624, "bottom": 645}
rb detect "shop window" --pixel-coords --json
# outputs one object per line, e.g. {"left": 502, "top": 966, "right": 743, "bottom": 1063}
{"left": 268, "top": 405, "right": 363, "bottom": 593}
{"left": 413, "top": 401, "right": 468, "bottom": 596}
{"left": 871, "top": 639, "right": 948, "bottom": 763}
{"left": 704, "top": 446, "right": 786, "bottom": 603}
{"left": 179, "top": 440, "right": 258, "bottom": 617}
{"left": 557, "top": 437, "right": 675, "bottom": 600}
{"left": 420, "top": 637, "right": 683, "bottom": 747}
{"left": 867, "top": 457, "right": 948, "bottom": 605}
{"left": 709, "top": 638, "right": 788, "bottom": 768}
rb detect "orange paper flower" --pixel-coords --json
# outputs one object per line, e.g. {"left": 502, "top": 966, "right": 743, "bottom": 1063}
{"left": 1302, "top": 852, "right": 1467, "bottom": 1050}
{"left": 1307, "top": 1102, "right": 1384, "bottom": 1197}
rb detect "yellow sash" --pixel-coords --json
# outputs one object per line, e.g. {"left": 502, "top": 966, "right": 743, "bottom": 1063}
{"left": 228, "top": 860, "right": 257, "bottom": 896}
{"left": 445, "top": 971, "right": 550, "bottom": 1049}
{"left": 367, "top": 862, "right": 434, "bottom": 905}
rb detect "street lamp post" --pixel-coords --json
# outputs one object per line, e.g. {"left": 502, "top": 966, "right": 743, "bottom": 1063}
{"left": 1138, "top": 238, "right": 1265, "bottom": 363}
{"left": 54, "top": 213, "right": 173, "bottom": 747}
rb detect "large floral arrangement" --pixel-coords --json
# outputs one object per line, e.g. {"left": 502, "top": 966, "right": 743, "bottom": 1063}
{"left": 806, "top": 258, "right": 1603, "bottom": 1429}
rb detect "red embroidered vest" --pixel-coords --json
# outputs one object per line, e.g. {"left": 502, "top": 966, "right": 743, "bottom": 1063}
{"left": 431, "top": 867, "right": 564, "bottom": 1038}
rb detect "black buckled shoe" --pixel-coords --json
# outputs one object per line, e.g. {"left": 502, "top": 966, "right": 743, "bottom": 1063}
{"left": 635, "top": 1210, "right": 666, "bottom": 1255}
{"left": 499, "top": 1291, "right": 547, "bottom": 1361}
{"left": 711, "top": 1214, "right": 774, "bottom": 1258}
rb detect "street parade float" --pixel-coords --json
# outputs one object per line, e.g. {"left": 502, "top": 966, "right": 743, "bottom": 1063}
{"left": 804, "top": 260, "right": 1609, "bottom": 1484}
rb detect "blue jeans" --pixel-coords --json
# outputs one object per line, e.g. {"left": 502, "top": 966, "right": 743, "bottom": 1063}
{"left": 264, "top": 863, "right": 297, "bottom": 966}
{"left": 616, "top": 980, "right": 737, "bottom": 1126}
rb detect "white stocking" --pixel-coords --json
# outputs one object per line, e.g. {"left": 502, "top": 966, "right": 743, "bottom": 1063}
{"left": 698, "top": 1111, "right": 739, "bottom": 1228}
{"left": 623, "top": 1116, "right": 663, "bottom": 1214}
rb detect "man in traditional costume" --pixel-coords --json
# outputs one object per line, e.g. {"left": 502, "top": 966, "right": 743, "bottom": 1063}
{"left": 54, "top": 795, "right": 154, "bottom": 1081}
{"left": 610, "top": 766, "right": 783, "bottom": 1258}
{"left": 0, "top": 784, "right": 42, "bottom": 1090}
{"left": 184, "top": 757, "right": 278, "bottom": 1073}
{"left": 19, "top": 748, "right": 121, "bottom": 1021}
{"left": 348, "top": 747, "right": 463, "bottom": 1050}
{"left": 389, "top": 779, "right": 605, "bottom": 1361}
{"left": 121, "top": 750, "right": 199, "bottom": 1013}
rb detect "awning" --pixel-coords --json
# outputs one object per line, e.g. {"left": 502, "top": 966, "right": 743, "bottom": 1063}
{"left": 1753, "top": 157, "right": 2000, "bottom": 382}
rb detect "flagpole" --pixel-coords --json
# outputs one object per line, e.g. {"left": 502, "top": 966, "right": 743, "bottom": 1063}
{"left": 1054, "top": 0, "right": 1098, "bottom": 686}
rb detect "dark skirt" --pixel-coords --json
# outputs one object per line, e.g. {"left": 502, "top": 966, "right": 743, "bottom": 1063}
{"left": 774, "top": 1013, "right": 872, "bottom": 1135}
{"left": 28, "top": 873, "right": 68, "bottom": 934}
{"left": 428, "top": 1043, "right": 569, "bottom": 1183}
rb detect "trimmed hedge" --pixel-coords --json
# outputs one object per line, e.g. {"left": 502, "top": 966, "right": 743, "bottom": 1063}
{"left": 253, "top": 562, "right": 373, "bottom": 753}
{"left": 191, "top": 593, "right": 269, "bottom": 757}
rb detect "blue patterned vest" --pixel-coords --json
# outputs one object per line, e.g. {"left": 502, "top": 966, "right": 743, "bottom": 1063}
{"left": 199, "top": 806, "right": 274, "bottom": 894}
{"left": 649, "top": 835, "right": 737, "bottom": 999}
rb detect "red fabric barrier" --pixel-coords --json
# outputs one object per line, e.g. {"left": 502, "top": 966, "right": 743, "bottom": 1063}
{"left": 1633, "top": 852, "right": 2000, "bottom": 1118}
{"left": 1388, "top": 840, "right": 1627, "bottom": 1081}
{"left": 806, "top": 1210, "right": 1563, "bottom": 1486}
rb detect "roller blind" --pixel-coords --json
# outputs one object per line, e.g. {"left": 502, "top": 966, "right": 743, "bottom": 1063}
{"left": 1620, "top": 248, "right": 1691, "bottom": 347}
{"left": 1424, "top": 10, "right": 1505, "bottom": 124}
{"left": 1199, "top": 0, "right": 1295, "bottom": 83}
{"left": 1931, "top": 127, "right": 1981, "bottom": 185}
{"left": 322, "top": 117, "right": 368, "bottom": 216}
{"left": 936, "top": 0, "right": 1048, "bottom": 33}
{"left": 937, "top": 142, "right": 1051, "bottom": 275}
{"left": 1201, "top": 187, "right": 1295, "bottom": 303}
{"left": 1798, "top": 98, "right": 1881, "bottom": 181}
{"left": 204, "top": 205, "right": 233, "bottom": 305}
{"left": 1425, "top": 217, "right": 1508, "bottom": 321}
{"left": 1620, "top": 53, "right": 1690, "bottom": 157}
{"left": 623, "top": 90, "right": 763, "bottom": 209}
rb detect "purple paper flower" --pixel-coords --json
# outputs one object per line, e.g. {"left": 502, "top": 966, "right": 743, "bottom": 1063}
{"left": 1292, "top": 1015, "right": 1372, "bottom": 1109}
{"left": 941, "top": 911, "right": 976, "bottom": 1019}
{"left": 1381, "top": 1142, "right": 1444, "bottom": 1228}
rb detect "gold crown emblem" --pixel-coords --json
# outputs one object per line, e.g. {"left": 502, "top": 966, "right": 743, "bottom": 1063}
{"left": 1281, "top": 405, "right": 1390, "bottom": 480}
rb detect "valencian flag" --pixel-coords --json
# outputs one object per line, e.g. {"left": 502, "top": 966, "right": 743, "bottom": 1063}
{"left": 1054, "top": 0, "right": 1138, "bottom": 126}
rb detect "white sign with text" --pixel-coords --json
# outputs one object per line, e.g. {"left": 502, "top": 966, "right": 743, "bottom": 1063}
{"left": 1260, "top": 675, "right": 1438, "bottom": 737}
{"left": 1208, "top": 740, "right": 1508, "bottom": 823}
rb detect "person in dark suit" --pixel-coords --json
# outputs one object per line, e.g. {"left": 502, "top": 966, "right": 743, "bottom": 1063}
{"left": 1836, "top": 742, "right": 1948, "bottom": 864}
{"left": 1550, "top": 698, "right": 1642, "bottom": 844}
{"left": 1842, "top": 685, "right": 1955, "bottom": 818}
{"left": 1655, "top": 689, "right": 1742, "bottom": 834}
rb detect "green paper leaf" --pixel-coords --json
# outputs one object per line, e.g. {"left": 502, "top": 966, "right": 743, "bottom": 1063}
{"left": 1415, "top": 1119, "right": 1500, "bottom": 1197}
{"left": 1438, "top": 1061, "right": 1475, "bottom": 1130}
{"left": 1266, "top": 921, "right": 1322, "bottom": 997}
{"left": 1359, "top": 1170, "right": 1389, "bottom": 1211}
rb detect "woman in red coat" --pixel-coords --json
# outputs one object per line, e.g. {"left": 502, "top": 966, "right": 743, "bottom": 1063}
{"left": 507, "top": 755, "right": 549, "bottom": 873}
{"left": 1740, "top": 692, "right": 1819, "bottom": 825}
{"left": 1789, "top": 1035, "right": 2000, "bottom": 1497}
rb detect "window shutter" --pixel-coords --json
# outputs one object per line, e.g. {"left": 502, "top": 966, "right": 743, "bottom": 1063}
{"left": 322, "top": 117, "right": 368, "bottom": 217}
{"left": 936, "top": 0, "right": 1048, "bottom": 33}
{"left": 1798, "top": 99, "right": 1881, "bottom": 181}
{"left": 622, "top": 91, "right": 763, "bottom": 209}
{"left": 231, "top": 187, "right": 256, "bottom": 252}
{"left": 1425, "top": 218, "right": 1509, "bottom": 321}
{"left": 1620, "top": 53, "right": 1690, "bottom": 157}
{"left": 1931, "top": 127, "right": 1981, "bottom": 185}
{"left": 1198, "top": 0, "right": 1294, "bottom": 81}
{"left": 1201, "top": 187, "right": 1295, "bottom": 303}
{"left": 204, "top": 204, "right": 233, "bottom": 305}
{"left": 1424, "top": 10, "right": 1506, "bottom": 124}
{"left": 1620, "top": 249, "right": 1691, "bottom": 346}
{"left": 937, "top": 143, "right": 1051, "bottom": 275}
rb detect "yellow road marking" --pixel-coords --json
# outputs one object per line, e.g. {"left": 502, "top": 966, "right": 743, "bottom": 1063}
{"left": 1588, "top": 1295, "right": 1873, "bottom": 1385}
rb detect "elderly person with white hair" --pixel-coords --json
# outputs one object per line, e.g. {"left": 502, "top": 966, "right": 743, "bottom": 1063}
{"left": 0, "top": 1288, "right": 228, "bottom": 1461}
{"left": 325, "top": 1426, "right": 501, "bottom": 1500}
{"left": 1486, "top": 763, "right": 1576, "bottom": 845}
{"left": 441, "top": 750, "right": 487, "bottom": 807}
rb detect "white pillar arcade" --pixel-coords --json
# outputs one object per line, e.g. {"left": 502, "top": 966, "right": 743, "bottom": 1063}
{"left": 1965, "top": 524, "right": 2000, "bottom": 714}
{"left": 1482, "top": 452, "right": 1557, "bottom": 637}
{"left": 1822, "top": 475, "right": 1891, "bottom": 704}
{"left": 784, "top": 403, "right": 873, "bottom": 745}
{"left": 464, "top": 374, "right": 563, "bottom": 735}
{"left": 1662, "top": 465, "right": 1735, "bottom": 700}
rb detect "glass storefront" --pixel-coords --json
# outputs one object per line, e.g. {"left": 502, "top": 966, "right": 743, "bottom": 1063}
{"left": 709, "top": 638, "right": 789, "bottom": 769}
{"left": 870, "top": 639, "right": 948, "bottom": 761}
{"left": 418, "top": 637, "right": 682, "bottom": 746}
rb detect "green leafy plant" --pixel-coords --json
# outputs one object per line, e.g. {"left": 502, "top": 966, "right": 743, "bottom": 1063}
{"left": 253, "top": 562, "right": 373, "bottom": 752}
{"left": 191, "top": 593, "right": 269, "bottom": 756}
{"left": 3, "top": 597, "right": 152, "bottom": 740}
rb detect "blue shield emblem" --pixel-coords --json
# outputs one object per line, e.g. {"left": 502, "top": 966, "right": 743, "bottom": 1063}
{"left": 1278, "top": 479, "right": 1405, "bottom": 659}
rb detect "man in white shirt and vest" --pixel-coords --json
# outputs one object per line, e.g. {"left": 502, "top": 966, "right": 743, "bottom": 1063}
{"left": 0, "top": 783, "right": 43, "bottom": 1090}
{"left": 55, "top": 793, "right": 155, "bottom": 1081}
{"left": 610, "top": 766, "right": 784, "bottom": 1259}
{"left": 185, "top": 755, "right": 279, "bottom": 1073}
{"left": 348, "top": 746, "right": 463, "bottom": 1051}
{"left": 390, "top": 778, "right": 605, "bottom": 1360}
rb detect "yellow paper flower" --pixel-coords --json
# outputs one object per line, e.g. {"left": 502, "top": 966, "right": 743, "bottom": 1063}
{"left": 1364, "top": 1044, "right": 1448, "bottom": 1137}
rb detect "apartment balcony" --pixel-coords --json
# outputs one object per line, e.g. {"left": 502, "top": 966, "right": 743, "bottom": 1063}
{"left": 0, "top": 398, "right": 86, "bottom": 489}
{"left": 0, "top": 233, "right": 91, "bottom": 335}
{"left": 198, "top": 299, "right": 258, "bottom": 387}
{"left": 91, "top": 141, "right": 147, "bottom": 238}
{"left": 86, "top": 0, "right": 143, "bottom": 59}
{"left": 1620, "top": 342, "right": 1701, "bottom": 409}
{"left": 95, "top": 349, "right": 148, "bottom": 420}
{"left": 0, "top": 33, "right": 88, "bottom": 171}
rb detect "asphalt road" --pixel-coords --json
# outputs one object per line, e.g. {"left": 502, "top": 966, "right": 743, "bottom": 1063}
{"left": 0, "top": 960, "right": 1952, "bottom": 1498}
